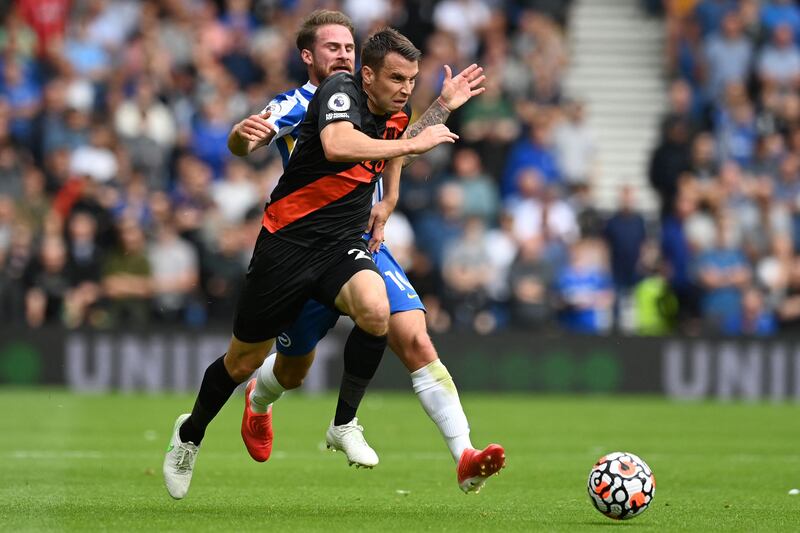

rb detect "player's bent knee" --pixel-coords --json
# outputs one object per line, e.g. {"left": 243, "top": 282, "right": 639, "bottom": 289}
{"left": 273, "top": 365, "right": 308, "bottom": 389}
{"left": 354, "top": 303, "right": 390, "bottom": 336}
{"left": 410, "top": 330, "right": 437, "bottom": 360}
{"left": 225, "top": 342, "right": 271, "bottom": 382}
{"left": 395, "top": 331, "right": 438, "bottom": 370}
{"left": 273, "top": 351, "right": 314, "bottom": 389}
{"left": 227, "top": 359, "right": 262, "bottom": 383}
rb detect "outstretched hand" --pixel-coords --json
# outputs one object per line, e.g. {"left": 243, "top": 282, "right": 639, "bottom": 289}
{"left": 410, "top": 124, "right": 459, "bottom": 154}
{"left": 439, "top": 63, "right": 486, "bottom": 111}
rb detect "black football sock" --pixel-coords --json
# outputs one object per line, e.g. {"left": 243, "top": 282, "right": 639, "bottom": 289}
{"left": 333, "top": 325, "right": 387, "bottom": 426}
{"left": 179, "top": 355, "right": 239, "bottom": 445}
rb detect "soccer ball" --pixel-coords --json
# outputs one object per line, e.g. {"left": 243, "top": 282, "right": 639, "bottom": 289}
{"left": 587, "top": 452, "right": 655, "bottom": 520}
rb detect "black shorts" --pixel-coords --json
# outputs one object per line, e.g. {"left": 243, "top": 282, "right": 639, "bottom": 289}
{"left": 233, "top": 228, "right": 381, "bottom": 343}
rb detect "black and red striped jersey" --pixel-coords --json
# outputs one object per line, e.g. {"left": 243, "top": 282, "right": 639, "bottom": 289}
{"left": 262, "top": 72, "right": 411, "bottom": 249}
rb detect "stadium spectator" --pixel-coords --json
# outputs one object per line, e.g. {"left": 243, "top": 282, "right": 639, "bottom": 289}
{"left": 660, "top": 190, "right": 700, "bottom": 324}
{"left": 484, "top": 210, "right": 519, "bottom": 309}
{"left": 18, "top": 0, "right": 71, "bottom": 58}
{"left": 649, "top": 117, "right": 692, "bottom": 219}
{"left": 757, "top": 23, "right": 800, "bottom": 94}
{"left": 760, "top": 0, "right": 800, "bottom": 42}
{"left": 113, "top": 79, "right": 177, "bottom": 186}
{"left": 693, "top": 213, "right": 752, "bottom": 329}
{"left": 0, "top": 219, "right": 33, "bottom": 323}
{"left": 508, "top": 169, "right": 578, "bottom": 260}
{"left": 2, "top": 58, "right": 41, "bottom": 145}
{"left": 211, "top": 158, "right": 259, "bottom": 224}
{"left": 661, "top": 78, "right": 702, "bottom": 140}
{"left": 693, "top": 0, "right": 738, "bottom": 37}
{"left": 190, "top": 97, "right": 234, "bottom": 180}
{"left": 101, "top": 219, "right": 152, "bottom": 327}
{"left": 508, "top": 236, "right": 554, "bottom": 329}
{"left": 604, "top": 186, "right": 648, "bottom": 327}
{"left": 62, "top": 14, "right": 112, "bottom": 84}
{"left": 29, "top": 78, "right": 70, "bottom": 167}
{"left": 459, "top": 75, "right": 520, "bottom": 178}
{"left": 667, "top": 12, "right": 704, "bottom": 89}
{"left": 701, "top": 10, "right": 753, "bottom": 101}
{"left": 396, "top": 157, "right": 442, "bottom": 225}
{"left": 756, "top": 233, "right": 793, "bottom": 310}
{"left": 734, "top": 1, "right": 761, "bottom": 41}
{"left": 715, "top": 85, "right": 758, "bottom": 168}
{"left": 553, "top": 99, "right": 595, "bottom": 190}
{"left": 0, "top": 195, "right": 13, "bottom": 251}
{"left": 777, "top": 249, "right": 800, "bottom": 330}
{"left": 441, "top": 216, "right": 494, "bottom": 331}
{"left": 571, "top": 183, "right": 605, "bottom": 239}
{"left": 16, "top": 167, "right": 50, "bottom": 236}
{"left": 444, "top": 147, "right": 499, "bottom": 226}
{"left": 722, "top": 285, "right": 777, "bottom": 335}
{"left": 64, "top": 209, "right": 102, "bottom": 326}
{"left": 747, "top": 131, "right": 782, "bottom": 180}
{"left": 632, "top": 240, "right": 678, "bottom": 335}
{"left": 413, "top": 182, "right": 465, "bottom": 269}
{"left": 148, "top": 219, "right": 200, "bottom": 324}
{"left": 554, "top": 239, "right": 614, "bottom": 334}
{"left": 23, "top": 235, "right": 71, "bottom": 327}
{"left": 502, "top": 113, "right": 561, "bottom": 198}
{"left": 202, "top": 223, "right": 246, "bottom": 321}
{"left": 432, "top": 0, "right": 491, "bottom": 59}
{"left": 688, "top": 131, "right": 719, "bottom": 184}
{"left": 383, "top": 210, "right": 415, "bottom": 271}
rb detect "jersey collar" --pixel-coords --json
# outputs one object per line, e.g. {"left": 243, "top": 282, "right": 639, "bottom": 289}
{"left": 303, "top": 81, "right": 316, "bottom": 94}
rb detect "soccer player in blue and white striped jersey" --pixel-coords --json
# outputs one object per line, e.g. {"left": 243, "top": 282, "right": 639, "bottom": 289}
{"left": 226, "top": 10, "right": 505, "bottom": 493}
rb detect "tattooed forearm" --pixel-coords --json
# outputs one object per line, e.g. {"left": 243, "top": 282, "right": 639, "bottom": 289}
{"left": 403, "top": 98, "right": 451, "bottom": 167}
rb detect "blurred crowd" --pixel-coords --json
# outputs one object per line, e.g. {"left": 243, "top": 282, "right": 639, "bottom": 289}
{"left": 641, "top": 0, "right": 800, "bottom": 336}
{"left": 2, "top": 0, "right": 787, "bottom": 337}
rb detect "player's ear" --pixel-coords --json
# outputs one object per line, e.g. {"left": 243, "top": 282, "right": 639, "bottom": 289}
{"left": 362, "top": 65, "right": 374, "bottom": 85}
{"left": 300, "top": 48, "right": 313, "bottom": 67}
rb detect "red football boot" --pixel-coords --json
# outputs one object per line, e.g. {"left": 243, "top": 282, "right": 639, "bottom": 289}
{"left": 457, "top": 443, "right": 506, "bottom": 493}
{"left": 241, "top": 378, "right": 273, "bottom": 462}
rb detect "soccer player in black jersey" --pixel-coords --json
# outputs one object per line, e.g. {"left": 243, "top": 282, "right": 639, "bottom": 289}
{"left": 228, "top": 10, "right": 504, "bottom": 494}
{"left": 163, "top": 27, "right": 458, "bottom": 500}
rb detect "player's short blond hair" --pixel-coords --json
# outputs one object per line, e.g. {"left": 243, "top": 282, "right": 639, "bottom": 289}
{"left": 296, "top": 10, "right": 355, "bottom": 52}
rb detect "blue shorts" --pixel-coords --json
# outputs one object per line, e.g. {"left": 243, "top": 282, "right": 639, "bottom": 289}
{"left": 276, "top": 243, "right": 425, "bottom": 356}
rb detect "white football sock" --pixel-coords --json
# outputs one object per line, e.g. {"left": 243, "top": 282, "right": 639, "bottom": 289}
{"left": 410, "top": 359, "right": 472, "bottom": 462}
{"left": 250, "top": 353, "right": 285, "bottom": 414}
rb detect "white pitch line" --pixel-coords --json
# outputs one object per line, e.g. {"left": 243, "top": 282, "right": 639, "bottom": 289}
{"left": 6, "top": 450, "right": 447, "bottom": 461}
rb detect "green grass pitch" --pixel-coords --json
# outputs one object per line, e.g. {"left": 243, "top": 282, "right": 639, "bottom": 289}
{"left": 1, "top": 390, "right": 799, "bottom": 531}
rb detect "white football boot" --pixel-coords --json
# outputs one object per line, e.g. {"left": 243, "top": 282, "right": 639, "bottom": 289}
{"left": 325, "top": 417, "right": 379, "bottom": 468}
{"left": 163, "top": 414, "right": 200, "bottom": 499}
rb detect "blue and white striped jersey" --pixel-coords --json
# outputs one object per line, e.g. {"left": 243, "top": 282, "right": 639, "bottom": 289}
{"left": 261, "top": 81, "right": 385, "bottom": 206}
{"left": 261, "top": 81, "right": 316, "bottom": 168}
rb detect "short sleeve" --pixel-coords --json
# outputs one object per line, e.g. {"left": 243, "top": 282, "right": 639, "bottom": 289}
{"left": 316, "top": 73, "right": 362, "bottom": 132}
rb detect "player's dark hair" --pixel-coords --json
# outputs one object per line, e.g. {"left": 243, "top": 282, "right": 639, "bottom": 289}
{"left": 361, "top": 28, "right": 421, "bottom": 72}
{"left": 296, "top": 10, "right": 355, "bottom": 52}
